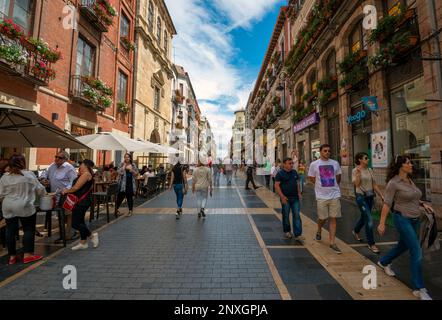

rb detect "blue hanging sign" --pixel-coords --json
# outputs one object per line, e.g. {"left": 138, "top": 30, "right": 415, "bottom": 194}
{"left": 362, "top": 96, "right": 379, "bottom": 112}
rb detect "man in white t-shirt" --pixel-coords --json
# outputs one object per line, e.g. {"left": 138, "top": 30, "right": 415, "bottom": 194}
{"left": 308, "top": 144, "right": 343, "bottom": 254}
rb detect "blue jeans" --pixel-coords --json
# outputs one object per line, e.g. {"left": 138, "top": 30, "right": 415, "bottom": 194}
{"left": 354, "top": 194, "right": 375, "bottom": 246}
{"left": 380, "top": 212, "right": 424, "bottom": 290}
{"left": 281, "top": 197, "right": 302, "bottom": 236}
{"left": 173, "top": 184, "right": 184, "bottom": 209}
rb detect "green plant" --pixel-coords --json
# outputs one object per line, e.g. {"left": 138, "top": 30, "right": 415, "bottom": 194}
{"left": 302, "top": 91, "right": 314, "bottom": 102}
{"left": 0, "top": 19, "right": 25, "bottom": 40}
{"left": 338, "top": 50, "right": 359, "bottom": 73}
{"left": 31, "top": 60, "right": 56, "bottom": 80}
{"left": 28, "top": 37, "right": 61, "bottom": 62}
{"left": 0, "top": 43, "right": 28, "bottom": 65}
{"left": 117, "top": 101, "right": 130, "bottom": 113}
{"left": 368, "top": 3, "right": 408, "bottom": 44}
{"left": 339, "top": 64, "right": 367, "bottom": 89}
{"left": 121, "top": 36, "right": 135, "bottom": 51}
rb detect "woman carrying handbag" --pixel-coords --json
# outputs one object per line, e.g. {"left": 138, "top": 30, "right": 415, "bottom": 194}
{"left": 62, "top": 159, "right": 98, "bottom": 251}
{"left": 352, "top": 152, "right": 384, "bottom": 254}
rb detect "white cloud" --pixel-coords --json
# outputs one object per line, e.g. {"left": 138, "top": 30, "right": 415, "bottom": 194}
{"left": 165, "top": 0, "right": 280, "bottom": 155}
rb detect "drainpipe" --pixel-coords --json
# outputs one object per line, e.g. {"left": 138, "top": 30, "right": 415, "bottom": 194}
{"left": 131, "top": 1, "right": 140, "bottom": 140}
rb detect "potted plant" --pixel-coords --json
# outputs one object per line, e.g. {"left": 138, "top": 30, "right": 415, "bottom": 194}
{"left": 117, "top": 101, "right": 130, "bottom": 113}
{"left": 0, "top": 42, "right": 28, "bottom": 66}
{"left": 0, "top": 19, "right": 25, "bottom": 41}
{"left": 121, "top": 36, "right": 135, "bottom": 51}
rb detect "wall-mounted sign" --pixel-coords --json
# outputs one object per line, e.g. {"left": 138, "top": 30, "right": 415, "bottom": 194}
{"left": 371, "top": 131, "right": 389, "bottom": 168}
{"left": 293, "top": 113, "right": 320, "bottom": 133}
{"left": 361, "top": 96, "right": 379, "bottom": 112}
{"left": 347, "top": 110, "right": 367, "bottom": 125}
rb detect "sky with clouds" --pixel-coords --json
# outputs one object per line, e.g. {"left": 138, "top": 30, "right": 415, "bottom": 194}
{"left": 164, "top": 0, "right": 286, "bottom": 157}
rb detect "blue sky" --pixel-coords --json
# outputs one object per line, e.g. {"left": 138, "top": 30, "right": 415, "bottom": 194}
{"left": 165, "top": 0, "right": 286, "bottom": 157}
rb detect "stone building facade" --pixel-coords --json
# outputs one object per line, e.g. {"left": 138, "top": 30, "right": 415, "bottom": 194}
{"left": 132, "top": 0, "right": 176, "bottom": 168}
{"left": 0, "top": 0, "right": 136, "bottom": 168}
{"left": 250, "top": 0, "right": 442, "bottom": 219}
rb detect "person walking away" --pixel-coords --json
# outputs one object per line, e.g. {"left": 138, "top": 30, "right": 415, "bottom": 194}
{"left": 62, "top": 160, "right": 99, "bottom": 251}
{"left": 275, "top": 158, "right": 304, "bottom": 241}
{"left": 224, "top": 157, "right": 233, "bottom": 186}
{"left": 212, "top": 162, "right": 220, "bottom": 187}
{"left": 308, "top": 144, "right": 343, "bottom": 254}
{"left": 271, "top": 160, "right": 281, "bottom": 193}
{"left": 245, "top": 160, "right": 261, "bottom": 190}
{"left": 297, "top": 160, "right": 306, "bottom": 194}
{"left": 116, "top": 153, "right": 139, "bottom": 217}
{"left": 377, "top": 155, "right": 434, "bottom": 300}
{"left": 169, "top": 161, "right": 188, "bottom": 219}
{"left": 263, "top": 155, "right": 272, "bottom": 189}
{"left": 192, "top": 161, "right": 213, "bottom": 219}
{"left": 0, "top": 155, "right": 46, "bottom": 265}
{"left": 40, "top": 151, "right": 77, "bottom": 242}
{"left": 352, "top": 152, "right": 384, "bottom": 254}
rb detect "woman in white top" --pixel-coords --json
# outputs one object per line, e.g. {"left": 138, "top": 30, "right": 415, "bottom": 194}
{"left": 192, "top": 161, "right": 213, "bottom": 219}
{"left": 0, "top": 155, "right": 46, "bottom": 265}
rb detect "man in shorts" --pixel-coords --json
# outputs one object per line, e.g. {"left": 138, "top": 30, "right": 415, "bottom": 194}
{"left": 308, "top": 144, "right": 343, "bottom": 254}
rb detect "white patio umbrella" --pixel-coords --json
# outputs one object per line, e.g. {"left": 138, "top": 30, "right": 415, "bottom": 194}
{"left": 155, "top": 145, "right": 184, "bottom": 154}
{"left": 76, "top": 132, "right": 148, "bottom": 167}
{"left": 77, "top": 132, "right": 147, "bottom": 152}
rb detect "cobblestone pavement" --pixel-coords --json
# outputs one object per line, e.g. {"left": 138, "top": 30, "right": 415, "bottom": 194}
{"left": 1, "top": 174, "right": 438, "bottom": 300}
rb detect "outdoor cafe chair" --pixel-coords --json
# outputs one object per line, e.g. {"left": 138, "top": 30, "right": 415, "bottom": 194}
{"left": 90, "top": 183, "right": 119, "bottom": 223}
{"left": 145, "top": 176, "right": 159, "bottom": 197}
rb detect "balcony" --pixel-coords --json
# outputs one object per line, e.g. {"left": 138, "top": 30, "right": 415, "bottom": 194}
{"left": 0, "top": 30, "right": 58, "bottom": 86}
{"left": 79, "top": 0, "right": 117, "bottom": 33}
{"left": 70, "top": 75, "right": 114, "bottom": 111}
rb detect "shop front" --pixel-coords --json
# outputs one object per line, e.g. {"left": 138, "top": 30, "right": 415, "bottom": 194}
{"left": 293, "top": 112, "right": 320, "bottom": 164}
{"left": 348, "top": 104, "right": 373, "bottom": 166}
{"left": 390, "top": 77, "right": 430, "bottom": 200}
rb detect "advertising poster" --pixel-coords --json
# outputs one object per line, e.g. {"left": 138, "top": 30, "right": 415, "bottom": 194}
{"left": 371, "top": 131, "right": 389, "bottom": 168}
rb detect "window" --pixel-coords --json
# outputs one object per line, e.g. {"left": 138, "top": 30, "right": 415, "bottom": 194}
{"left": 154, "top": 87, "right": 160, "bottom": 110}
{"left": 156, "top": 17, "right": 162, "bottom": 44}
{"left": 76, "top": 36, "right": 95, "bottom": 76}
{"left": 325, "top": 51, "right": 336, "bottom": 77}
{"left": 164, "top": 30, "right": 168, "bottom": 54}
{"left": 118, "top": 71, "right": 128, "bottom": 102}
{"left": 308, "top": 70, "right": 317, "bottom": 93}
{"left": 179, "top": 83, "right": 184, "bottom": 96}
{"left": 349, "top": 21, "right": 367, "bottom": 53}
{"left": 120, "top": 13, "right": 130, "bottom": 39}
{"left": 147, "top": 1, "right": 154, "bottom": 32}
{"left": 0, "top": 0, "right": 33, "bottom": 34}
{"left": 296, "top": 85, "right": 303, "bottom": 104}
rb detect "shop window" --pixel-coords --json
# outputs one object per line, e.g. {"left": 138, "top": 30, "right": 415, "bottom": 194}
{"left": 390, "top": 77, "right": 430, "bottom": 200}
{"left": 0, "top": 0, "right": 34, "bottom": 34}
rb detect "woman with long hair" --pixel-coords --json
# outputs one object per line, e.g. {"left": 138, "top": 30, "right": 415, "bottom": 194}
{"left": 377, "top": 155, "right": 434, "bottom": 300}
{"left": 116, "top": 153, "right": 139, "bottom": 217}
{"left": 352, "top": 152, "right": 384, "bottom": 254}
{"left": 169, "top": 160, "right": 188, "bottom": 219}
{"left": 62, "top": 159, "right": 98, "bottom": 251}
{"left": 0, "top": 155, "right": 46, "bottom": 264}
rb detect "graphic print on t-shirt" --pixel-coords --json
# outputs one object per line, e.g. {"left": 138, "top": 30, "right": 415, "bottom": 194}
{"left": 319, "top": 165, "right": 335, "bottom": 187}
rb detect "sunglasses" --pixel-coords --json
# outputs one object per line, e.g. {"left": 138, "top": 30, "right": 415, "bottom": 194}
{"left": 322, "top": 150, "right": 331, "bottom": 153}
{"left": 55, "top": 156, "right": 65, "bottom": 160}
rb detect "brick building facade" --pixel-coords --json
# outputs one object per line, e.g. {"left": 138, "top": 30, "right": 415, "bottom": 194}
{"left": 0, "top": 0, "right": 135, "bottom": 168}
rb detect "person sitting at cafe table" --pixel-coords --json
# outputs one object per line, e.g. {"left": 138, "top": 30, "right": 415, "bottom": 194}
{"left": 40, "top": 151, "right": 77, "bottom": 242}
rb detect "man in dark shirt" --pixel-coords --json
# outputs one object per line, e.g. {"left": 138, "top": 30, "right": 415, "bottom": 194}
{"left": 275, "top": 158, "right": 304, "bottom": 241}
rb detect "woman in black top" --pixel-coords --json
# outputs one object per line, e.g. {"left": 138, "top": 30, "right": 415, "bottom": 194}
{"left": 169, "top": 161, "right": 188, "bottom": 219}
{"left": 62, "top": 159, "right": 99, "bottom": 251}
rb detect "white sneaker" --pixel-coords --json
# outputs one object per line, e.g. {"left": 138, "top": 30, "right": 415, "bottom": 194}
{"left": 284, "top": 232, "right": 293, "bottom": 239}
{"left": 90, "top": 233, "right": 99, "bottom": 248}
{"left": 413, "top": 288, "right": 432, "bottom": 300}
{"left": 377, "top": 261, "right": 396, "bottom": 277}
{"left": 294, "top": 235, "right": 306, "bottom": 241}
{"left": 72, "top": 243, "right": 88, "bottom": 251}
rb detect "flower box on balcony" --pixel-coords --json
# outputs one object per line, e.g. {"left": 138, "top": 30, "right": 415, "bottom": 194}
{"left": 79, "top": 0, "right": 117, "bottom": 33}
{"left": 71, "top": 75, "right": 113, "bottom": 110}
{"left": 121, "top": 36, "right": 135, "bottom": 51}
{"left": 117, "top": 101, "right": 130, "bottom": 114}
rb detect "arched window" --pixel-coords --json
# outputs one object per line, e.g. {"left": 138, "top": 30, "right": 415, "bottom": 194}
{"left": 308, "top": 70, "right": 317, "bottom": 94}
{"left": 157, "top": 18, "right": 162, "bottom": 44}
{"left": 148, "top": 1, "right": 154, "bottom": 32}
{"left": 325, "top": 50, "right": 336, "bottom": 77}
{"left": 296, "top": 84, "right": 304, "bottom": 104}
{"left": 348, "top": 21, "right": 367, "bottom": 53}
